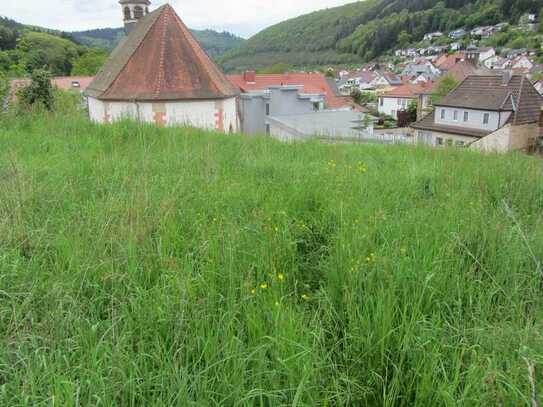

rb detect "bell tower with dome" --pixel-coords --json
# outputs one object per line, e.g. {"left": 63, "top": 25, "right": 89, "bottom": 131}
{"left": 119, "top": 0, "right": 151, "bottom": 34}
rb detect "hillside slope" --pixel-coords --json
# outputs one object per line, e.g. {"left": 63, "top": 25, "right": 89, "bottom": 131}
{"left": 72, "top": 27, "right": 245, "bottom": 58}
{"left": 1, "top": 102, "right": 543, "bottom": 404}
{"left": 221, "top": 0, "right": 543, "bottom": 71}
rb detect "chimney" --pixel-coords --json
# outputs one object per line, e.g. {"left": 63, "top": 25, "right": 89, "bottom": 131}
{"left": 243, "top": 70, "right": 256, "bottom": 84}
{"left": 502, "top": 70, "right": 512, "bottom": 85}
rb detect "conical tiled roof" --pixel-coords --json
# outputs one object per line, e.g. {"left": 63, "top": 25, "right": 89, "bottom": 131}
{"left": 86, "top": 4, "right": 239, "bottom": 101}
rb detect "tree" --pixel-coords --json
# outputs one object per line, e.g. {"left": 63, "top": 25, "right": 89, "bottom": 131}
{"left": 19, "top": 69, "right": 54, "bottom": 110}
{"left": 431, "top": 74, "right": 459, "bottom": 103}
{"left": 71, "top": 49, "right": 107, "bottom": 75}
{"left": 397, "top": 30, "right": 412, "bottom": 48}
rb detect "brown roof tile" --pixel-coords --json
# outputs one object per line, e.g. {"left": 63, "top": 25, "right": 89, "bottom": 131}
{"left": 436, "top": 75, "right": 542, "bottom": 124}
{"left": 86, "top": 5, "right": 238, "bottom": 101}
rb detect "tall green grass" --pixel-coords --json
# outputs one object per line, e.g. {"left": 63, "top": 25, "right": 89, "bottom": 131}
{"left": 1, "top": 105, "right": 542, "bottom": 405}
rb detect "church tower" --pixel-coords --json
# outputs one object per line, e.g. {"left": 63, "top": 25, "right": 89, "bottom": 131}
{"left": 119, "top": 0, "right": 151, "bottom": 34}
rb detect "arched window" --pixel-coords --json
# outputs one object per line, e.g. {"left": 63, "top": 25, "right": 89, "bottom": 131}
{"left": 123, "top": 7, "right": 131, "bottom": 20}
{"left": 134, "top": 6, "right": 144, "bottom": 19}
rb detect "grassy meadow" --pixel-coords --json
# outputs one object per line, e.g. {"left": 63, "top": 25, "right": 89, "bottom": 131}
{"left": 1, "top": 102, "right": 543, "bottom": 405}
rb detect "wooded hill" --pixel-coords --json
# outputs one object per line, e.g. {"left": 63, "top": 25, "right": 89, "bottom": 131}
{"left": 72, "top": 27, "right": 245, "bottom": 58}
{"left": 220, "top": 0, "right": 543, "bottom": 72}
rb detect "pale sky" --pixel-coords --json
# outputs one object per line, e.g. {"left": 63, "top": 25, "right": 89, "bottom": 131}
{"left": 0, "top": 0, "right": 357, "bottom": 38}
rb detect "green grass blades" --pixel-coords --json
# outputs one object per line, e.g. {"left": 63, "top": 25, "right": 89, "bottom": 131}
{"left": 0, "top": 102, "right": 543, "bottom": 406}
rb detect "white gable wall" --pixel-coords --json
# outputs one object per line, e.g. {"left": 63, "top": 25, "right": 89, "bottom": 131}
{"left": 88, "top": 97, "right": 238, "bottom": 132}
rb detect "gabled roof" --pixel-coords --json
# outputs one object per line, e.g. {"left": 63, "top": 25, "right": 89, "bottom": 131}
{"left": 86, "top": 5, "right": 238, "bottom": 101}
{"left": 227, "top": 72, "right": 353, "bottom": 109}
{"left": 381, "top": 82, "right": 433, "bottom": 98}
{"left": 435, "top": 75, "right": 542, "bottom": 125}
{"left": 413, "top": 75, "right": 543, "bottom": 135}
{"left": 446, "top": 61, "right": 492, "bottom": 82}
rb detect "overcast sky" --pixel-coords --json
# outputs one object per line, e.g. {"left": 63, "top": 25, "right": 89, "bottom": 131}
{"left": 0, "top": 0, "right": 356, "bottom": 38}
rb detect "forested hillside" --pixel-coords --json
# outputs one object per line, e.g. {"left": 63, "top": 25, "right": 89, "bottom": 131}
{"left": 72, "top": 27, "right": 245, "bottom": 58}
{"left": 0, "top": 17, "right": 108, "bottom": 79}
{"left": 221, "top": 0, "right": 543, "bottom": 71}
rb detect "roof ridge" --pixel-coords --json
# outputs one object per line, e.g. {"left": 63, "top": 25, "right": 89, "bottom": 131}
{"left": 153, "top": 7, "right": 168, "bottom": 99}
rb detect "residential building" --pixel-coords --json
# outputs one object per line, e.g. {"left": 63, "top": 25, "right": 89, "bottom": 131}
{"left": 446, "top": 60, "right": 492, "bottom": 82}
{"left": 239, "top": 85, "right": 325, "bottom": 135}
{"left": 465, "top": 47, "right": 496, "bottom": 65}
{"left": 449, "top": 28, "right": 467, "bottom": 39}
{"left": 373, "top": 71, "right": 403, "bottom": 90}
{"left": 378, "top": 83, "right": 431, "bottom": 119}
{"left": 228, "top": 71, "right": 354, "bottom": 110}
{"left": 401, "top": 62, "right": 440, "bottom": 80}
{"left": 424, "top": 32, "right": 443, "bottom": 41}
{"left": 411, "top": 74, "right": 543, "bottom": 152}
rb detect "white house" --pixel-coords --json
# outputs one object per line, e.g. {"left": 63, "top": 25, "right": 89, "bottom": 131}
{"left": 411, "top": 74, "right": 542, "bottom": 152}
{"left": 424, "top": 32, "right": 443, "bottom": 41}
{"left": 86, "top": 2, "right": 239, "bottom": 132}
{"left": 378, "top": 84, "right": 428, "bottom": 119}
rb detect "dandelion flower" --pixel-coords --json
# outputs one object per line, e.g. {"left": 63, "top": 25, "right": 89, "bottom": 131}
{"left": 260, "top": 283, "right": 268, "bottom": 289}
{"left": 277, "top": 273, "right": 285, "bottom": 281}
{"left": 251, "top": 288, "right": 256, "bottom": 295}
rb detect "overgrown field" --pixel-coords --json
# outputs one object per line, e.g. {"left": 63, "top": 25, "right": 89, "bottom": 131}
{"left": 1, "top": 108, "right": 543, "bottom": 405}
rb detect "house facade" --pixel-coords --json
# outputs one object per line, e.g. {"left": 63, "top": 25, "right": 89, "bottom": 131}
{"left": 411, "top": 75, "right": 543, "bottom": 152}
{"left": 239, "top": 85, "right": 324, "bottom": 135}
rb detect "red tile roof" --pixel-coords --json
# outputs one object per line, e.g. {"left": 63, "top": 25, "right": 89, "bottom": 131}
{"left": 435, "top": 53, "right": 464, "bottom": 70}
{"left": 86, "top": 4, "right": 238, "bottom": 101}
{"left": 381, "top": 82, "right": 433, "bottom": 98}
{"left": 227, "top": 72, "right": 354, "bottom": 109}
{"left": 51, "top": 76, "right": 94, "bottom": 92}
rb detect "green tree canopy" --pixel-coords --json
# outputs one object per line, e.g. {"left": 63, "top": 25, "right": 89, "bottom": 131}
{"left": 71, "top": 49, "right": 107, "bottom": 76}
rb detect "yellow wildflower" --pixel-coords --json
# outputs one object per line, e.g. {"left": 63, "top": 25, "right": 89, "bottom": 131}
{"left": 260, "top": 283, "right": 268, "bottom": 289}
{"left": 251, "top": 288, "right": 256, "bottom": 295}
{"left": 277, "top": 273, "right": 285, "bottom": 281}
{"left": 301, "top": 294, "right": 309, "bottom": 301}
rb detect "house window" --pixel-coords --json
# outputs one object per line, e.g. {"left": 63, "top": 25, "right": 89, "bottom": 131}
{"left": 71, "top": 81, "right": 80, "bottom": 88}
{"left": 265, "top": 124, "right": 270, "bottom": 135}
{"left": 380, "top": 98, "right": 384, "bottom": 107}
{"left": 440, "top": 109, "right": 445, "bottom": 119}
{"left": 265, "top": 103, "right": 270, "bottom": 116}
{"left": 483, "top": 113, "right": 489, "bottom": 125}
{"left": 455, "top": 140, "right": 465, "bottom": 148}
{"left": 446, "top": 139, "right": 453, "bottom": 146}
{"left": 453, "top": 110, "right": 458, "bottom": 121}
{"left": 463, "top": 111, "right": 469, "bottom": 122}
{"left": 123, "top": 7, "right": 131, "bottom": 20}
{"left": 436, "top": 137, "right": 444, "bottom": 146}
{"left": 313, "top": 102, "right": 320, "bottom": 111}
